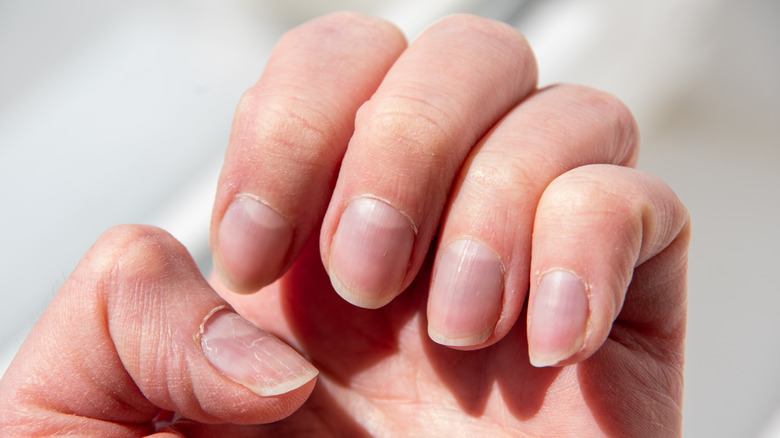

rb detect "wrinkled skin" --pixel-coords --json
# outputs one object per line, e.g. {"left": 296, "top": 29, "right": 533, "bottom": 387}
{"left": 0, "top": 12, "right": 689, "bottom": 438}
{"left": 214, "top": 229, "right": 688, "bottom": 437}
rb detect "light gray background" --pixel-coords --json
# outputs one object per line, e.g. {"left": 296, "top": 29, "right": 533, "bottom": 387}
{"left": 1, "top": 0, "right": 778, "bottom": 436}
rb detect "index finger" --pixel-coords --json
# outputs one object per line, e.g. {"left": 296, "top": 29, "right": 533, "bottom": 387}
{"left": 210, "top": 13, "right": 406, "bottom": 292}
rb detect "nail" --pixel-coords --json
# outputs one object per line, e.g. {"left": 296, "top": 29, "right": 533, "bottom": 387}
{"left": 428, "top": 239, "right": 504, "bottom": 347}
{"left": 328, "top": 197, "right": 415, "bottom": 309}
{"left": 200, "top": 309, "right": 318, "bottom": 396}
{"left": 216, "top": 196, "right": 293, "bottom": 292}
{"left": 528, "top": 270, "right": 589, "bottom": 367}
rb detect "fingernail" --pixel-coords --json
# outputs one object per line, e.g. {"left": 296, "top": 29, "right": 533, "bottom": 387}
{"left": 216, "top": 196, "right": 293, "bottom": 292}
{"left": 328, "top": 197, "right": 415, "bottom": 308}
{"left": 200, "top": 309, "right": 318, "bottom": 396}
{"left": 528, "top": 270, "right": 589, "bottom": 367}
{"left": 428, "top": 239, "right": 503, "bottom": 347}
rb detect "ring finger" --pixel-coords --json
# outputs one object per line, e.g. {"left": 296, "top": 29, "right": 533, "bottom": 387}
{"left": 427, "top": 84, "right": 640, "bottom": 348}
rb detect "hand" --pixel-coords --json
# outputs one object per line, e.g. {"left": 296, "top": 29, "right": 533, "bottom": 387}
{"left": 0, "top": 13, "right": 690, "bottom": 437}
{"left": 209, "top": 12, "right": 690, "bottom": 436}
{"left": 0, "top": 226, "right": 319, "bottom": 436}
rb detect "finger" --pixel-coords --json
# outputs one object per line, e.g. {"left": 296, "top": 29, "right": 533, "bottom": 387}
{"left": 0, "top": 225, "right": 317, "bottom": 435}
{"left": 320, "top": 15, "right": 538, "bottom": 308}
{"left": 527, "top": 165, "right": 690, "bottom": 367}
{"left": 426, "top": 84, "right": 639, "bottom": 348}
{"left": 211, "top": 12, "right": 406, "bottom": 292}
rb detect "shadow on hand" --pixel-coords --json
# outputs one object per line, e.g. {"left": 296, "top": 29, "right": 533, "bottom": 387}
{"left": 577, "top": 327, "right": 683, "bottom": 437}
{"left": 421, "top": 304, "right": 561, "bottom": 419}
{"left": 280, "top": 236, "right": 424, "bottom": 383}
{"left": 281, "top": 236, "right": 561, "bottom": 425}
{"left": 578, "top": 260, "right": 686, "bottom": 438}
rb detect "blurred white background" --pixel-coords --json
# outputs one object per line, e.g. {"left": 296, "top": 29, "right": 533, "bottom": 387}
{"left": 1, "top": 0, "right": 779, "bottom": 436}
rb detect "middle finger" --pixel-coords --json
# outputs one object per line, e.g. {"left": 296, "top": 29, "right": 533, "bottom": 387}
{"left": 320, "top": 15, "right": 538, "bottom": 308}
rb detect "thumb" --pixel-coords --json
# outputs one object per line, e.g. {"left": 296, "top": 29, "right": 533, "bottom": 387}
{"left": 0, "top": 225, "right": 317, "bottom": 435}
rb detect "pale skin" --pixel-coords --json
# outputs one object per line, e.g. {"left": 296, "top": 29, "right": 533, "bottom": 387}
{"left": 0, "top": 13, "right": 690, "bottom": 437}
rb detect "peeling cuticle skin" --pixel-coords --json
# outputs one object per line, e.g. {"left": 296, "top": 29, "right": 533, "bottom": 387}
{"left": 199, "top": 308, "right": 318, "bottom": 396}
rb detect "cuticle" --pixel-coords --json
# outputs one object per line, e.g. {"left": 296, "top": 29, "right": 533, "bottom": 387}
{"left": 194, "top": 304, "right": 233, "bottom": 346}
{"left": 233, "top": 193, "right": 294, "bottom": 225}
{"left": 349, "top": 194, "right": 419, "bottom": 235}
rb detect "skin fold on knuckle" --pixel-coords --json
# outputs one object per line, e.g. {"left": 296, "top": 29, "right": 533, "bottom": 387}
{"left": 219, "top": 96, "right": 345, "bottom": 224}
{"left": 232, "top": 92, "right": 342, "bottom": 166}
{"left": 530, "top": 84, "right": 638, "bottom": 168}
{"left": 464, "top": 150, "right": 539, "bottom": 200}
{"left": 362, "top": 103, "right": 454, "bottom": 160}
{"left": 542, "top": 168, "right": 640, "bottom": 232}
{"left": 353, "top": 101, "right": 462, "bottom": 197}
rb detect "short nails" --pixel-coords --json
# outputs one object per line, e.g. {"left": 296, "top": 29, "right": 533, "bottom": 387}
{"left": 328, "top": 197, "right": 415, "bottom": 309}
{"left": 200, "top": 308, "right": 318, "bottom": 397}
{"left": 528, "top": 270, "right": 589, "bottom": 367}
{"left": 428, "top": 239, "right": 503, "bottom": 347}
{"left": 216, "top": 196, "right": 293, "bottom": 292}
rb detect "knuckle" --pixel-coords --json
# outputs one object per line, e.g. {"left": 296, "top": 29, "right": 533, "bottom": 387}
{"left": 542, "top": 167, "right": 644, "bottom": 275}
{"left": 561, "top": 84, "right": 640, "bottom": 159}
{"left": 79, "top": 225, "right": 186, "bottom": 285}
{"left": 235, "top": 91, "right": 342, "bottom": 170}
{"left": 357, "top": 98, "right": 457, "bottom": 167}
{"left": 464, "top": 151, "right": 537, "bottom": 198}
{"left": 544, "top": 166, "right": 636, "bottom": 221}
{"left": 264, "top": 101, "right": 338, "bottom": 160}
{"left": 587, "top": 89, "right": 637, "bottom": 148}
